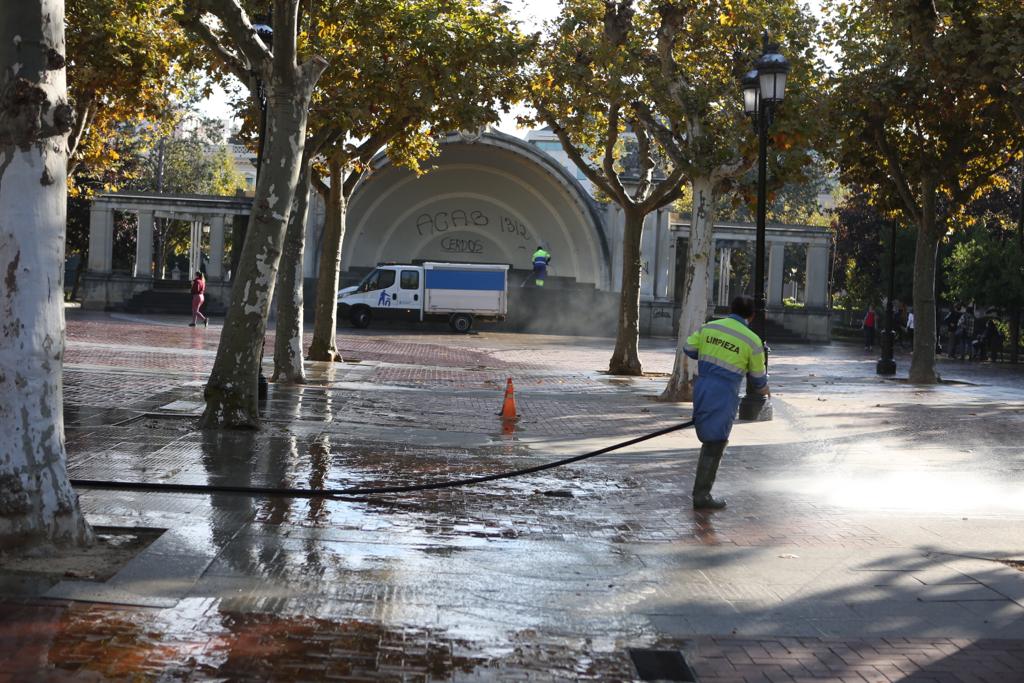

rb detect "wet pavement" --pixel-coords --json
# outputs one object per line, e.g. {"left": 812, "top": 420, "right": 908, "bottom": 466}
{"left": 2, "top": 310, "right": 1024, "bottom": 681}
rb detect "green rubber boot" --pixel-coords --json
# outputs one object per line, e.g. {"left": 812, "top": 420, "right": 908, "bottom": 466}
{"left": 692, "top": 441, "right": 728, "bottom": 510}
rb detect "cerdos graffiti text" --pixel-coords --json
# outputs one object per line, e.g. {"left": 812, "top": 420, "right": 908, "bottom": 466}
{"left": 440, "top": 237, "right": 484, "bottom": 254}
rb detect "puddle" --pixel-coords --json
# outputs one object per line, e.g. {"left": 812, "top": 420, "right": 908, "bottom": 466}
{"left": 156, "top": 400, "right": 206, "bottom": 414}
{"left": 0, "top": 603, "right": 636, "bottom": 679}
{"left": 499, "top": 417, "right": 519, "bottom": 436}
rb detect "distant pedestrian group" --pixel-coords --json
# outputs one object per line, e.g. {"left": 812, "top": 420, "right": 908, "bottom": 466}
{"left": 861, "top": 302, "right": 916, "bottom": 352}
{"left": 863, "top": 301, "right": 1002, "bottom": 361}
{"left": 942, "top": 303, "right": 1002, "bottom": 361}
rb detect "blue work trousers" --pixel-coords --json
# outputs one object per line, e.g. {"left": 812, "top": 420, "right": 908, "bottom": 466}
{"left": 692, "top": 374, "right": 742, "bottom": 443}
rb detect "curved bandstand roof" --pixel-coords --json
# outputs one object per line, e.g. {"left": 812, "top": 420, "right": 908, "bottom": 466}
{"left": 344, "top": 130, "right": 612, "bottom": 288}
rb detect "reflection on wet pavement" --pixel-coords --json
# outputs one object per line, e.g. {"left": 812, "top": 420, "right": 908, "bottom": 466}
{"left": 0, "top": 599, "right": 640, "bottom": 680}
{"left": 5, "top": 312, "right": 1024, "bottom": 680}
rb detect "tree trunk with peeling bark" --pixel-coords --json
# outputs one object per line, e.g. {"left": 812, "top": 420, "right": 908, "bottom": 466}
{"left": 271, "top": 154, "right": 311, "bottom": 384}
{"left": 909, "top": 188, "right": 941, "bottom": 384}
{"left": 661, "top": 177, "right": 717, "bottom": 402}
{"left": 180, "top": 0, "right": 327, "bottom": 428}
{"left": 0, "top": 0, "right": 93, "bottom": 549}
{"left": 201, "top": 87, "right": 317, "bottom": 428}
{"left": 608, "top": 208, "right": 646, "bottom": 375}
{"left": 1013, "top": 168, "right": 1023, "bottom": 364}
{"left": 1011, "top": 313, "right": 1021, "bottom": 364}
{"left": 308, "top": 159, "right": 345, "bottom": 362}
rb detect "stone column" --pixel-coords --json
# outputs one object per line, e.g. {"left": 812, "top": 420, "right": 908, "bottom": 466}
{"left": 302, "top": 199, "right": 319, "bottom": 279}
{"left": 134, "top": 210, "right": 154, "bottom": 278}
{"left": 805, "top": 242, "right": 830, "bottom": 308}
{"left": 208, "top": 215, "right": 226, "bottom": 280}
{"left": 608, "top": 205, "right": 625, "bottom": 293}
{"left": 704, "top": 243, "right": 717, "bottom": 309}
{"left": 717, "top": 247, "right": 732, "bottom": 307}
{"left": 654, "top": 209, "right": 672, "bottom": 300}
{"left": 188, "top": 220, "right": 203, "bottom": 277}
{"left": 87, "top": 204, "right": 113, "bottom": 272}
{"left": 767, "top": 241, "right": 785, "bottom": 307}
{"left": 639, "top": 211, "right": 658, "bottom": 300}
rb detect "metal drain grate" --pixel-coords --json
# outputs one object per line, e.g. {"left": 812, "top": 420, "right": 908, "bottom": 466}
{"left": 628, "top": 648, "right": 697, "bottom": 682}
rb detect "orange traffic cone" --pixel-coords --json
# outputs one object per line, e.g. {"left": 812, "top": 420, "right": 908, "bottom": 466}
{"left": 498, "top": 377, "right": 518, "bottom": 420}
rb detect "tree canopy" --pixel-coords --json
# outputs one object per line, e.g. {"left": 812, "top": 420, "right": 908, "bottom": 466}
{"left": 945, "top": 166, "right": 1024, "bottom": 314}
{"left": 529, "top": 0, "right": 690, "bottom": 375}
{"left": 66, "top": 0, "right": 195, "bottom": 194}
{"left": 298, "top": 0, "right": 532, "bottom": 365}
{"left": 308, "top": 0, "right": 531, "bottom": 173}
{"left": 130, "top": 119, "right": 247, "bottom": 196}
{"left": 823, "top": 0, "right": 1024, "bottom": 382}
{"left": 824, "top": 0, "right": 1024, "bottom": 222}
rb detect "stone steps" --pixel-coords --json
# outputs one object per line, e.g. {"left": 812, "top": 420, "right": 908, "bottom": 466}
{"left": 123, "top": 289, "right": 226, "bottom": 316}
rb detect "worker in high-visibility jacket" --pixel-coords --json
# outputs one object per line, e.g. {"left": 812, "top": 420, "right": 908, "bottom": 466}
{"left": 683, "top": 294, "right": 769, "bottom": 509}
{"left": 531, "top": 246, "right": 551, "bottom": 287}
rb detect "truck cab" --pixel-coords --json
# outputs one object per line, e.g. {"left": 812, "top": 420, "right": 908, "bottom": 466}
{"left": 337, "top": 262, "right": 508, "bottom": 333}
{"left": 337, "top": 265, "right": 422, "bottom": 325}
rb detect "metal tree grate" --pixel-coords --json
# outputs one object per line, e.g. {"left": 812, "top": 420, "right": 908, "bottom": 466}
{"left": 628, "top": 648, "right": 697, "bottom": 682}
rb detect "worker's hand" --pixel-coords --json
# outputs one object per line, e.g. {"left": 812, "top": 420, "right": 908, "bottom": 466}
{"left": 760, "top": 385, "right": 771, "bottom": 397}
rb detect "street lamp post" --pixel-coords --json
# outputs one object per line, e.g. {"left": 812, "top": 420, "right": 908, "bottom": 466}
{"left": 252, "top": 16, "right": 273, "bottom": 401}
{"left": 738, "top": 34, "right": 789, "bottom": 421}
{"left": 252, "top": 18, "right": 273, "bottom": 180}
{"left": 876, "top": 219, "right": 897, "bottom": 375}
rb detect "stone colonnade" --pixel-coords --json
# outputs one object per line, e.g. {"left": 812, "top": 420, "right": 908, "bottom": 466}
{"left": 680, "top": 223, "right": 831, "bottom": 311}
{"left": 721, "top": 231, "right": 830, "bottom": 309}
{"left": 640, "top": 217, "right": 832, "bottom": 341}
{"left": 80, "top": 191, "right": 832, "bottom": 341}
{"left": 88, "top": 207, "right": 230, "bottom": 280}
{"left": 82, "top": 193, "right": 253, "bottom": 310}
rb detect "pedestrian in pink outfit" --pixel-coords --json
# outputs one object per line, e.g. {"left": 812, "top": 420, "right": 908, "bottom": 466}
{"left": 190, "top": 271, "right": 208, "bottom": 327}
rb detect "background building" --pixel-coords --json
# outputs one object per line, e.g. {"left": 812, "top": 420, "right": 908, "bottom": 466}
{"left": 82, "top": 128, "right": 831, "bottom": 340}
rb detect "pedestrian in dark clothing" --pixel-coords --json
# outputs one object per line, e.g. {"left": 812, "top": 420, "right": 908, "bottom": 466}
{"left": 978, "top": 318, "right": 1003, "bottom": 362}
{"left": 895, "top": 303, "right": 907, "bottom": 349}
{"left": 944, "top": 305, "right": 962, "bottom": 357}
{"left": 955, "top": 305, "right": 974, "bottom": 360}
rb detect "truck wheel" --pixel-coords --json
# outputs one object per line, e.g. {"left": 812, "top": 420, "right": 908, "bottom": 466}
{"left": 350, "top": 306, "right": 372, "bottom": 329}
{"left": 450, "top": 313, "right": 473, "bottom": 333}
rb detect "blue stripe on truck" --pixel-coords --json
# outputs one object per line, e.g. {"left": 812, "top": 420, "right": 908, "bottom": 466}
{"left": 424, "top": 270, "right": 505, "bottom": 291}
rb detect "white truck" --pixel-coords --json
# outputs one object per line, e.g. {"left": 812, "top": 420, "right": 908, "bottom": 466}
{"left": 336, "top": 261, "right": 510, "bottom": 333}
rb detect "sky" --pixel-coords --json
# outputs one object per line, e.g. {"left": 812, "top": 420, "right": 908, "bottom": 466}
{"left": 198, "top": 0, "right": 823, "bottom": 139}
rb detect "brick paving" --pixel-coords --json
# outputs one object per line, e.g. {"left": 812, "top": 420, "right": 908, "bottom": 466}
{"left": 65, "top": 344, "right": 215, "bottom": 375}
{"left": 677, "top": 636, "right": 1024, "bottom": 682}
{"left": 365, "top": 366, "right": 613, "bottom": 392}
{"left": 2, "top": 311, "right": 1023, "bottom": 681}
{"left": 2, "top": 600, "right": 1022, "bottom": 681}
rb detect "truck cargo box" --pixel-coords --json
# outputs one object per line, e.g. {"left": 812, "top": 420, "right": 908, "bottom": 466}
{"left": 422, "top": 262, "right": 509, "bottom": 317}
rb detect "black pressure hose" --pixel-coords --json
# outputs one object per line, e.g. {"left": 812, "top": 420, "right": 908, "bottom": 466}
{"left": 70, "top": 420, "right": 695, "bottom": 500}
